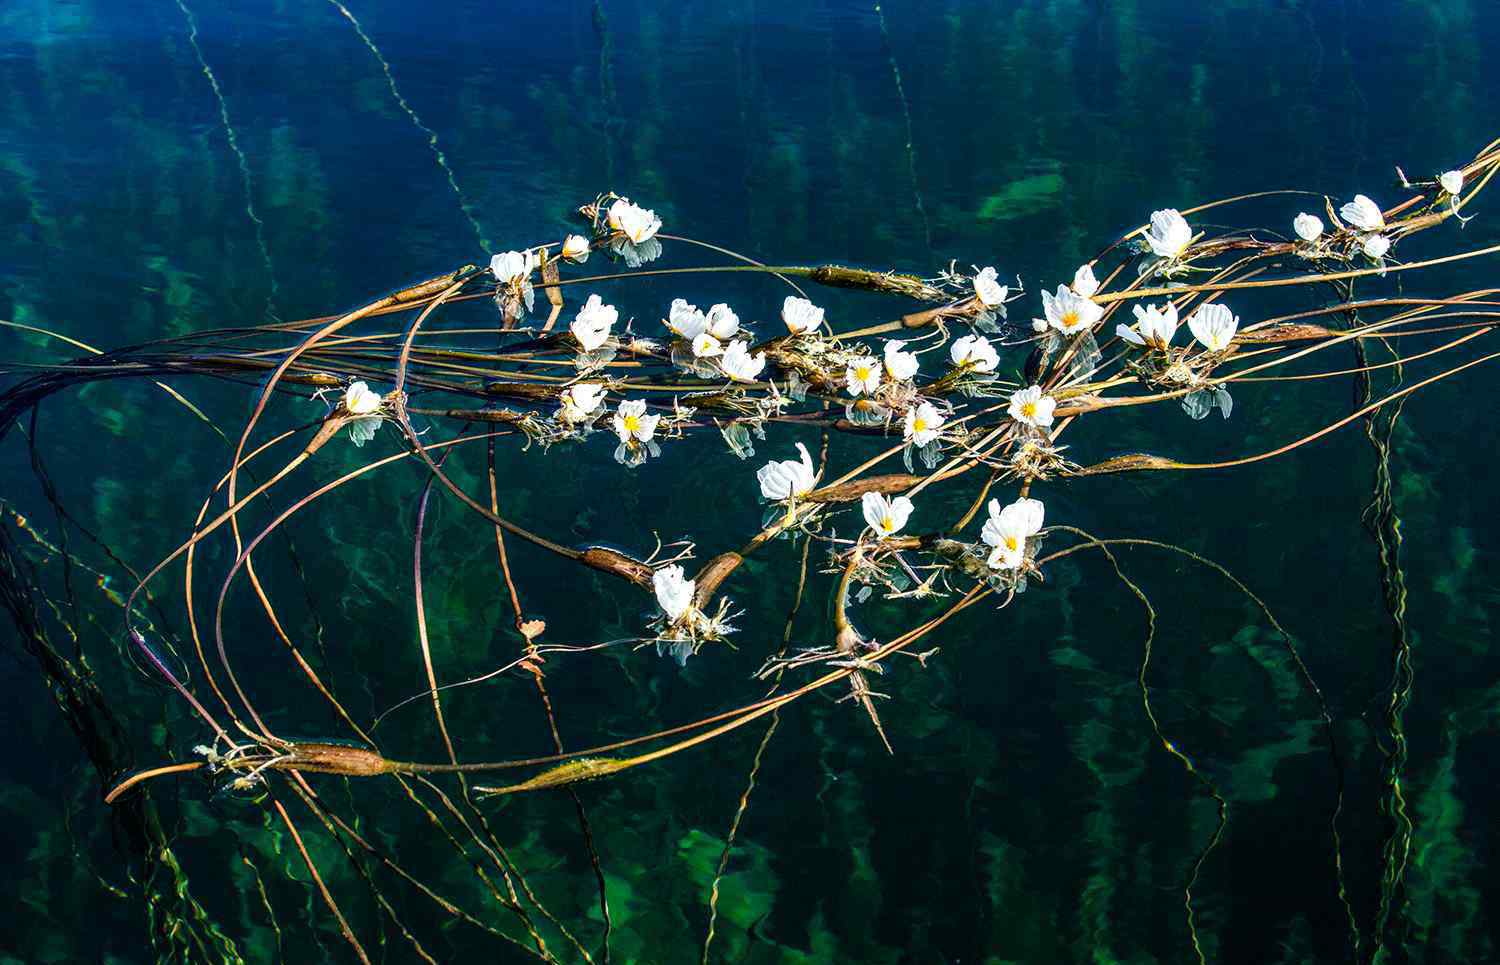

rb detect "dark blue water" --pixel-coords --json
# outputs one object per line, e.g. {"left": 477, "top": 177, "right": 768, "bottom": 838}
{"left": 2, "top": 1, "right": 1499, "bottom": 962}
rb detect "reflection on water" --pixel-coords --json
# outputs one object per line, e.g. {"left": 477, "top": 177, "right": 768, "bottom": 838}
{"left": 1, "top": 1, "right": 1499, "bottom": 962}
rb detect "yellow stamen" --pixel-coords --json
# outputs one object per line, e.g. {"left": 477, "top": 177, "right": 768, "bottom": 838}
{"left": 1020, "top": 402, "right": 1037, "bottom": 419}
{"left": 622, "top": 415, "right": 640, "bottom": 434}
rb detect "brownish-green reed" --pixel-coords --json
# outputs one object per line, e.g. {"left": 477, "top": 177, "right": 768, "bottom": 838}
{"left": 3, "top": 137, "right": 1498, "bottom": 964}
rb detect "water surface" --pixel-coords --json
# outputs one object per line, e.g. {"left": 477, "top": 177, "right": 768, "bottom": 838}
{"left": 1, "top": 1, "right": 1499, "bottom": 962}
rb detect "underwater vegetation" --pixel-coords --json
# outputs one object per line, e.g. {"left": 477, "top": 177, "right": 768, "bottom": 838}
{"left": 4, "top": 139, "right": 1500, "bottom": 962}
{"left": 4, "top": 1, "right": 1500, "bottom": 963}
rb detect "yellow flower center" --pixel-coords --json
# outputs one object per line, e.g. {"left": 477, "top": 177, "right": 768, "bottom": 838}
{"left": 912, "top": 417, "right": 927, "bottom": 433}
{"left": 1060, "top": 310, "right": 1079, "bottom": 329}
{"left": 1004, "top": 535, "right": 1019, "bottom": 551}
{"left": 1021, "top": 402, "right": 1037, "bottom": 419}
{"left": 622, "top": 415, "right": 640, "bottom": 434}
{"left": 881, "top": 516, "right": 895, "bottom": 532}
{"left": 855, "top": 366, "right": 871, "bottom": 381}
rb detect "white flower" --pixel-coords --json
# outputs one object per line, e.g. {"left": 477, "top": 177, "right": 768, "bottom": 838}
{"left": 667, "top": 299, "right": 709, "bottom": 340}
{"left": 607, "top": 198, "right": 662, "bottom": 244}
{"left": 334, "top": 384, "right": 397, "bottom": 445}
{"left": 612, "top": 399, "right": 660, "bottom": 444}
{"left": 904, "top": 401, "right": 945, "bottom": 446}
{"left": 1293, "top": 213, "right": 1324, "bottom": 242}
{"left": 490, "top": 249, "right": 537, "bottom": 284}
{"left": 691, "top": 331, "right": 723, "bottom": 358}
{"left": 1188, "top": 303, "right": 1239, "bottom": 352}
{"left": 1362, "top": 234, "right": 1391, "bottom": 259}
{"left": 1007, "top": 385, "right": 1056, "bottom": 428}
{"left": 343, "top": 381, "right": 383, "bottom": 415}
{"left": 559, "top": 383, "right": 606, "bottom": 423}
{"left": 1072, "top": 263, "right": 1100, "bottom": 297}
{"left": 1440, "top": 169, "right": 1465, "bottom": 195}
{"left": 1040, "top": 285, "right": 1104, "bottom": 336}
{"left": 845, "top": 356, "right": 882, "bottom": 396}
{"left": 706, "top": 303, "right": 740, "bottom": 339}
{"left": 570, "top": 294, "right": 617, "bottom": 351}
{"left": 562, "top": 234, "right": 591, "bottom": 263}
{"left": 883, "top": 340, "right": 919, "bottom": 381}
{"left": 757, "top": 442, "right": 817, "bottom": 501}
{"left": 981, "top": 497, "right": 1044, "bottom": 570}
{"left": 1145, "top": 209, "right": 1193, "bottom": 260}
{"left": 950, "top": 334, "right": 999, "bottom": 373}
{"left": 862, "top": 492, "right": 914, "bottom": 538}
{"left": 1116, "top": 302, "right": 1180, "bottom": 348}
{"left": 1340, "top": 194, "right": 1385, "bottom": 232}
{"left": 974, "top": 266, "right": 1007, "bottom": 307}
{"left": 653, "top": 565, "right": 695, "bottom": 622}
{"left": 782, "top": 296, "right": 824, "bottom": 335}
{"left": 721, "top": 340, "right": 766, "bottom": 381}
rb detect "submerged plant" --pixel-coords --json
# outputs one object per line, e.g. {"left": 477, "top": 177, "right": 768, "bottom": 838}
{"left": 4, "top": 133, "right": 1500, "bottom": 964}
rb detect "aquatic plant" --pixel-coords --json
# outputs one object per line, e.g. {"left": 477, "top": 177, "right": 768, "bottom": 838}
{"left": 4, "top": 135, "right": 1500, "bottom": 963}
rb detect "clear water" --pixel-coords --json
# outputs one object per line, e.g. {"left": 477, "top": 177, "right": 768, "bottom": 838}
{"left": 1, "top": 1, "right": 1499, "bottom": 962}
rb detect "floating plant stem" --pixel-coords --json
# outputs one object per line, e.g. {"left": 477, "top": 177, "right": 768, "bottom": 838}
{"left": 11, "top": 130, "right": 1500, "bottom": 964}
